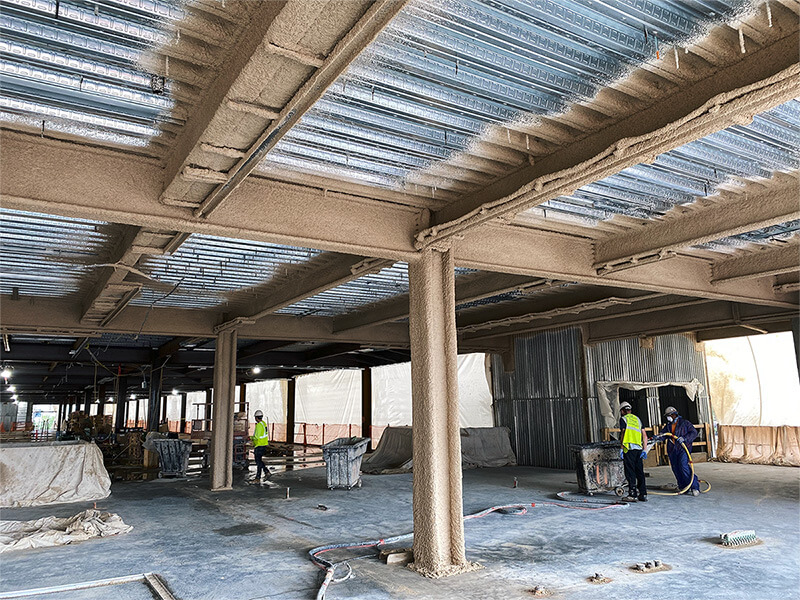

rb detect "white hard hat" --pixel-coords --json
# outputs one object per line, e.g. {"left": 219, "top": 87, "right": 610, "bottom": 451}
{"left": 663, "top": 406, "right": 678, "bottom": 416}
{"left": 254, "top": 410, "right": 264, "bottom": 418}
{"left": 619, "top": 402, "right": 632, "bottom": 411}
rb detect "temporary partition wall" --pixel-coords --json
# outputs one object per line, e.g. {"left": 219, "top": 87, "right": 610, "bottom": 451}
{"left": 584, "top": 333, "right": 711, "bottom": 434}
{"left": 492, "top": 328, "right": 585, "bottom": 470}
{"left": 288, "top": 353, "right": 494, "bottom": 446}
{"left": 295, "top": 369, "right": 362, "bottom": 445}
{"left": 164, "top": 394, "right": 182, "bottom": 432}
{"left": 492, "top": 329, "right": 711, "bottom": 469}
{"left": 245, "top": 380, "right": 287, "bottom": 441}
{"left": 370, "top": 353, "right": 494, "bottom": 446}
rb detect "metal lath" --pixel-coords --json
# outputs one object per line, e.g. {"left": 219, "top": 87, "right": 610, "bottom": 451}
{"left": 0, "top": 208, "right": 110, "bottom": 298}
{"left": 131, "top": 234, "right": 323, "bottom": 310}
{"left": 536, "top": 100, "right": 800, "bottom": 236}
{"left": 259, "top": 0, "right": 748, "bottom": 190}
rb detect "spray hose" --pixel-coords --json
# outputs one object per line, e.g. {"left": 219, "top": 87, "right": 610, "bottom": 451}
{"left": 309, "top": 498, "right": 627, "bottom": 600}
{"left": 648, "top": 432, "right": 711, "bottom": 496}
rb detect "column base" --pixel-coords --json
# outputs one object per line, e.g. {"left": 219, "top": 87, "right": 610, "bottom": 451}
{"left": 408, "top": 561, "right": 483, "bottom": 579}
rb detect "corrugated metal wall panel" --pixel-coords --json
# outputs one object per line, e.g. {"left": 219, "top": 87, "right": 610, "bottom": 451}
{"left": 585, "top": 334, "right": 706, "bottom": 385}
{"left": 584, "top": 333, "right": 710, "bottom": 439}
{"left": 492, "top": 328, "right": 586, "bottom": 469}
{"left": 492, "top": 330, "right": 712, "bottom": 467}
{"left": 492, "top": 328, "right": 583, "bottom": 399}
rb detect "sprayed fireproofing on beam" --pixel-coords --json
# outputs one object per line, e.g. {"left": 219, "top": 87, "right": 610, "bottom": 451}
{"left": 258, "top": 0, "right": 750, "bottom": 191}
{"left": 532, "top": 100, "right": 800, "bottom": 229}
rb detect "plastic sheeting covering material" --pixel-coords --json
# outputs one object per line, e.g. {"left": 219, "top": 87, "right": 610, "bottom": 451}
{"left": 372, "top": 353, "right": 493, "bottom": 427}
{"left": 596, "top": 380, "right": 703, "bottom": 429}
{"left": 706, "top": 333, "right": 800, "bottom": 426}
{"left": 0, "top": 509, "right": 132, "bottom": 553}
{"left": 0, "top": 441, "right": 111, "bottom": 508}
{"left": 716, "top": 425, "right": 800, "bottom": 467}
{"left": 361, "top": 426, "right": 516, "bottom": 474}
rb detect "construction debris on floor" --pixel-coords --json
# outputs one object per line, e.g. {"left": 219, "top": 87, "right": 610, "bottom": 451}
{"left": 0, "top": 509, "right": 132, "bottom": 553}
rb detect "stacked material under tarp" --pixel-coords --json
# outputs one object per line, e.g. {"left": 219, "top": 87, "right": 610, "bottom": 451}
{"left": 0, "top": 441, "right": 111, "bottom": 508}
{"left": 716, "top": 426, "right": 800, "bottom": 466}
{"left": 361, "top": 426, "right": 516, "bottom": 474}
{"left": 0, "top": 509, "right": 131, "bottom": 553}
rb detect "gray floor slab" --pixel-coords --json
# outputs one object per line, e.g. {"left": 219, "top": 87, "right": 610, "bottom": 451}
{"left": 0, "top": 462, "right": 797, "bottom": 600}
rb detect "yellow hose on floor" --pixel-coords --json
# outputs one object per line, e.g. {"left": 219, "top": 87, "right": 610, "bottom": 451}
{"left": 649, "top": 432, "right": 711, "bottom": 496}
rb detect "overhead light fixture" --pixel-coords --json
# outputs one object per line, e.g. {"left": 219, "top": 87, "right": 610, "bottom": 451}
{"left": 252, "top": 366, "right": 262, "bottom": 374}
{"left": 130, "top": 394, "right": 136, "bottom": 400}
{"left": 171, "top": 389, "right": 179, "bottom": 395}
{"left": 1, "top": 368, "right": 11, "bottom": 379}
{"left": 11, "top": 395, "right": 18, "bottom": 401}
{"left": 7, "top": 386, "right": 15, "bottom": 393}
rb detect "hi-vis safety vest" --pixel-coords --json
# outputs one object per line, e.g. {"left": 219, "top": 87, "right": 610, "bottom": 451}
{"left": 252, "top": 420, "right": 269, "bottom": 447}
{"left": 621, "top": 413, "right": 643, "bottom": 451}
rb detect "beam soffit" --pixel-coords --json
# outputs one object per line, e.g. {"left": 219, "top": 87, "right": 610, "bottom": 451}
{"left": 711, "top": 239, "right": 800, "bottom": 284}
{"left": 592, "top": 172, "right": 800, "bottom": 270}
{"left": 2, "top": 130, "right": 796, "bottom": 311}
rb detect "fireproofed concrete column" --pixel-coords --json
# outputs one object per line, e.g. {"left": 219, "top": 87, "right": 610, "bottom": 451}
{"left": 407, "top": 248, "right": 470, "bottom": 577}
{"left": 210, "top": 329, "right": 237, "bottom": 491}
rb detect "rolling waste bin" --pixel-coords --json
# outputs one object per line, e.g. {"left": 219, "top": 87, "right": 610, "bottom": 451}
{"left": 570, "top": 441, "right": 627, "bottom": 496}
{"left": 322, "top": 437, "right": 370, "bottom": 490}
{"left": 151, "top": 439, "right": 193, "bottom": 478}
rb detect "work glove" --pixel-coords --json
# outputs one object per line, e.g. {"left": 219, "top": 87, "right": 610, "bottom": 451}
{"left": 641, "top": 450, "right": 648, "bottom": 460}
{"left": 619, "top": 449, "right": 624, "bottom": 459}
{"left": 676, "top": 436, "right": 685, "bottom": 444}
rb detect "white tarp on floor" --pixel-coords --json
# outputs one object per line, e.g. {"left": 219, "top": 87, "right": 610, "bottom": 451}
{"left": 361, "top": 426, "right": 516, "bottom": 474}
{"left": 0, "top": 441, "right": 111, "bottom": 508}
{"left": 0, "top": 509, "right": 132, "bottom": 553}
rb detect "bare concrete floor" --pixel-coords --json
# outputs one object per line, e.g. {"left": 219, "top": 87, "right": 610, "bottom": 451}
{"left": 1, "top": 462, "right": 798, "bottom": 600}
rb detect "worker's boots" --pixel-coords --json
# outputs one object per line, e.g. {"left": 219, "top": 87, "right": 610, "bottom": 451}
{"left": 622, "top": 496, "right": 638, "bottom": 503}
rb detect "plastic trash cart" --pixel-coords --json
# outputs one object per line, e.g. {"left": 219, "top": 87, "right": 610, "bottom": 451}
{"left": 570, "top": 441, "right": 627, "bottom": 496}
{"left": 151, "top": 439, "right": 193, "bottom": 477}
{"left": 321, "top": 437, "right": 370, "bottom": 490}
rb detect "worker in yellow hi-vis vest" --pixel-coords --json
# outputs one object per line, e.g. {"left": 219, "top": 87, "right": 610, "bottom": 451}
{"left": 619, "top": 401, "right": 648, "bottom": 503}
{"left": 250, "top": 410, "right": 271, "bottom": 481}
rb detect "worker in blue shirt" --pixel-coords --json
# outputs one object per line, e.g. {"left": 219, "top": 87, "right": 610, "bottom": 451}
{"left": 619, "top": 401, "right": 648, "bottom": 503}
{"left": 660, "top": 406, "right": 700, "bottom": 495}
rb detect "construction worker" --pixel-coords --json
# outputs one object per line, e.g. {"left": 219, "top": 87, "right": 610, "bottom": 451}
{"left": 660, "top": 406, "right": 700, "bottom": 496}
{"left": 619, "top": 401, "right": 648, "bottom": 503}
{"left": 250, "top": 410, "right": 271, "bottom": 481}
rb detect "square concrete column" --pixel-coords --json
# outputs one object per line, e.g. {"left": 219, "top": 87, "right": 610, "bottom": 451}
{"left": 408, "top": 248, "right": 469, "bottom": 577}
{"left": 210, "top": 328, "right": 237, "bottom": 491}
